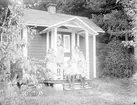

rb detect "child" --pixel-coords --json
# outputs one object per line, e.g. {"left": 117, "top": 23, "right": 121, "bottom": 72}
{"left": 78, "top": 60, "right": 87, "bottom": 88}
{"left": 64, "top": 60, "right": 75, "bottom": 89}
{"left": 45, "top": 48, "right": 57, "bottom": 80}
{"left": 71, "top": 46, "right": 80, "bottom": 77}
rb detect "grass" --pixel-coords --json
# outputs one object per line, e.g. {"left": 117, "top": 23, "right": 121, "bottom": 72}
{"left": 0, "top": 77, "right": 137, "bottom": 105}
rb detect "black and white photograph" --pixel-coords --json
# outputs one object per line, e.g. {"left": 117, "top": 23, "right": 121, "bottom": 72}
{"left": 0, "top": 0, "right": 136, "bottom": 105}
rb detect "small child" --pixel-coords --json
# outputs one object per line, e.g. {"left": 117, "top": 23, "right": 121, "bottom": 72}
{"left": 78, "top": 60, "right": 87, "bottom": 88}
{"left": 45, "top": 48, "right": 57, "bottom": 80}
{"left": 64, "top": 60, "right": 75, "bottom": 89}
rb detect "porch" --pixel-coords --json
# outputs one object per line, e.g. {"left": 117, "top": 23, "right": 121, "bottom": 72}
{"left": 40, "top": 17, "right": 98, "bottom": 80}
{"left": 39, "top": 79, "right": 92, "bottom": 91}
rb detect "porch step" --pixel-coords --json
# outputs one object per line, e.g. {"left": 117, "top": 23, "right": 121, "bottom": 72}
{"left": 63, "top": 82, "right": 91, "bottom": 91}
{"left": 64, "top": 86, "right": 92, "bottom": 91}
{"left": 39, "top": 79, "right": 92, "bottom": 91}
{"left": 40, "top": 79, "right": 92, "bottom": 84}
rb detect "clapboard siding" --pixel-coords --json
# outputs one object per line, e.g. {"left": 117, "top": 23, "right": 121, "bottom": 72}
{"left": 28, "top": 28, "right": 47, "bottom": 60}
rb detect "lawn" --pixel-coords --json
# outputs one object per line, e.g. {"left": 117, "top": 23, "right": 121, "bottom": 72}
{"left": 0, "top": 78, "right": 137, "bottom": 105}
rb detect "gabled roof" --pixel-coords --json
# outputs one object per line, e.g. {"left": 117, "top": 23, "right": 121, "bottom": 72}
{"left": 21, "top": 8, "right": 104, "bottom": 34}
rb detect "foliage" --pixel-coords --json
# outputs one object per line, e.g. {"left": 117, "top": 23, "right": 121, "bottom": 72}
{"left": 0, "top": 0, "right": 25, "bottom": 83}
{"left": 22, "top": 57, "right": 48, "bottom": 84}
{"left": 20, "top": 57, "right": 55, "bottom": 97}
{"left": 101, "top": 39, "right": 136, "bottom": 78}
{"left": 24, "top": 0, "right": 133, "bottom": 42}
{"left": 0, "top": 0, "right": 44, "bottom": 97}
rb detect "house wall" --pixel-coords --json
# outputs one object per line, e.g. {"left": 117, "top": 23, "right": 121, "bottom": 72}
{"left": 28, "top": 28, "right": 47, "bottom": 60}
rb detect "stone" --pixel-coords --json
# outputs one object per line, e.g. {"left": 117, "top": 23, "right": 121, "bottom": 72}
{"left": 53, "top": 84, "right": 63, "bottom": 91}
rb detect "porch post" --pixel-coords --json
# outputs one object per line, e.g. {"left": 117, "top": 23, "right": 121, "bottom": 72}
{"left": 46, "top": 31, "right": 49, "bottom": 52}
{"left": 23, "top": 27, "right": 28, "bottom": 57}
{"left": 77, "top": 33, "right": 80, "bottom": 46}
{"left": 71, "top": 32, "right": 76, "bottom": 53}
{"left": 93, "top": 35, "right": 96, "bottom": 78}
{"left": 53, "top": 27, "right": 57, "bottom": 55}
{"left": 53, "top": 27, "right": 57, "bottom": 80}
{"left": 85, "top": 30, "right": 89, "bottom": 79}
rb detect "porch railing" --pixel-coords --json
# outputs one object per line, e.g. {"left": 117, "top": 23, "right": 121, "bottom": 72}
{"left": 56, "top": 63, "right": 64, "bottom": 80}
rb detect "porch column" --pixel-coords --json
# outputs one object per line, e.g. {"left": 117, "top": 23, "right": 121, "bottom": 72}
{"left": 53, "top": 27, "right": 57, "bottom": 80}
{"left": 77, "top": 33, "right": 80, "bottom": 46}
{"left": 23, "top": 27, "right": 28, "bottom": 57}
{"left": 53, "top": 27, "right": 57, "bottom": 55}
{"left": 85, "top": 30, "right": 89, "bottom": 79}
{"left": 46, "top": 31, "right": 49, "bottom": 52}
{"left": 71, "top": 32, "right": 75, "bottom": 54}
{"left": 93, "top": 35, "right": 96, "bottom": 78}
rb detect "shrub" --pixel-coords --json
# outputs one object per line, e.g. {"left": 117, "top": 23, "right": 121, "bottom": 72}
{"left": 20, "top": 57, "right": 51, "bottom": 97}
{"left": 101, "top": 39, "right": 136, "bottom": 78}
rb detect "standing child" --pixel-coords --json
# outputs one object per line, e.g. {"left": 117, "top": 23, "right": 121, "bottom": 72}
{"left": 71, "top": 46, "right": 80, "bottom": 78}
{"left": 45, "top": 48, "right": 57, "bottom": 80}
{"left": 56, "top": 36, "right": 64, "bottom": 79}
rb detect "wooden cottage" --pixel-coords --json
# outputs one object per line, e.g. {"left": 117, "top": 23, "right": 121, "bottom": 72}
{"left": 19, "top": 3, "right": 104, "bottom": 83}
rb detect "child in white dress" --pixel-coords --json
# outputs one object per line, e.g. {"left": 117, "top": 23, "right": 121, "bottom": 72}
{"left": 45, "top": 48, "right": 57, "bottom": 80}
{"left": 71, "top": 46, "right": 80, "bottom": 76}
{"left": 78, "top": 60, "right": 87, "bottom": 88}
{"left": 64, "top": 60, "right": 75, "bottom": 89}
{"left": 77, "top": 52, "right": 88, "bottom": 88}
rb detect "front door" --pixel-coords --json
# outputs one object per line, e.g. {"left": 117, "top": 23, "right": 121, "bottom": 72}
{"left": 57, "top": 33, "right": 71, "bottom": 79}
{"left": 57, "top": 33, "right": 71, "bottom": 63}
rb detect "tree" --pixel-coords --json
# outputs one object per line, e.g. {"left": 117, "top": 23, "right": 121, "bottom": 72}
{"left": 56, "top": 0, "right": 133, "bottom": 43}
{"left": 0, "top": 0, "right": 28, "bottom": 84}
{"left": 102, "top": 39, "right": 135, "bottom": 78}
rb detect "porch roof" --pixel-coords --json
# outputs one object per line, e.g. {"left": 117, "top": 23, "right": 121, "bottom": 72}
{"left": 20, "top": 8, "right": 104, "bottom": 34}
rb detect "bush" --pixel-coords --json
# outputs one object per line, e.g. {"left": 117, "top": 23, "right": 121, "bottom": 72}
{"left": 101, "top": 39, "right": 136, "bottom": 78}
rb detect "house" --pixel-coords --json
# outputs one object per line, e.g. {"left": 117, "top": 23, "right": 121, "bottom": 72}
{"left": 18, "top": 2, "right": 104, "bottom": 81}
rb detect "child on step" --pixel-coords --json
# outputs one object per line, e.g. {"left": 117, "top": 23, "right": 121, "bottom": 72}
{"left": 78, "top": 60, "right": 87, "bottom": 88}
{"left": 64, "top": 60, "right": 75, "bottom": 89}
{"left": 77, "top": 52, "right": 88, "bottom": 88}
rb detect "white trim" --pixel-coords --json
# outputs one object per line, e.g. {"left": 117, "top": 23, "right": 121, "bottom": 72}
{"left": 77, "top": 30, "right": 85, "bottom": 34}
{"left": 71, "top": 32, "right": 75, "bottom": 54}
{"left": 46, "top": 31, "right": 49, "bottom": 52}
{"left": 41, "top": 17, "right": 78, "bottom": 33}
{"left": 76, "top": 17, "right": 99, "bottom": 35}
{"left": 24, "top": 23, "right": 48, "bottom": 27}
{"left": 23, "top": 27, "right": 28, "bottom": 57}
{"left": 53, "top": 27, "right": 57, "bottom": 55}
{"left": 77, "top": 33, "right": 79, "bottom": 46}
{"left": 85, "top": 30, "right": 89, "bottom": 79}
{"left": 63, "top": 24, "right": 82, "bottom": 28}
{"left": 58, "top": 28, "right": 72, "bottom": 33}
{"left": 93, "top": 35, "right": 96, "bottom": 78}
{"left": 63, "top": 35, "right": 71, "bottom": 53}
{"left": 51, "top": 30, "right": 54, "bottom": 49}
{"left": 74, "top": 21, "right": 97, "bottom": 36}
{"left": 40, "top": 16, "right": 104, "bottom": 35}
